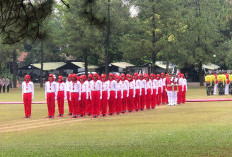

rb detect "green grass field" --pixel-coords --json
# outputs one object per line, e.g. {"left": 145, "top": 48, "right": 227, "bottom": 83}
{"left": 1, "top": 85, "right": 232, "bottom": 157}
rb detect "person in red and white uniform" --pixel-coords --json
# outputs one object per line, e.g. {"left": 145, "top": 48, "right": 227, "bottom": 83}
{"left": 121, "top": 74, "right": 129, "bottom": 113}
{"left": 115, "top": 75, "right": 123, "bottom": 114}
{"left": 133, "top": 73, "right": 141, "bottom": 111}
{"left": 156, "top": 74, "right": 163, "bottom": 105}
{"left": 22, "top": 75, "right": 34, "bottom": 118}
{"left": 150, "top": 74, "right": 157, "bottom": 109}
{"left": 66, "top": 74, "right": 73, "bottom": 116}
{"left": 172, "top": 75, "right": 178, "bottom": 105}
{"left": 144, "top": 74, "right": 153, "bottom": 110}
{"left": 165, "top": 74, "right": 173, "bottom": 106}
{"left": 70, "top": 74, "right": 81, "bottom": 118}
{"left": 57, "top": 76, "right": 66, "bottom": 117}
{"left": 161, "top": 73, "right": 168, "bottom": 104}
{"left": 101, "top": 74, "right": 109, "bottom": 117}
{"left": 139, "top": 74, "right": 146, "bottom": 110}
{"left": 79, "top": 75, "right": 88, "bottom": 117}
{"left": 182, "top": 74, "right": 187, "bottom": 104}
{"left": 45, "top": 74, "right": 58, "bottom": 119}
{"left": 127, "top": 74, "right": 135, "bottom": 112}
{"left": 90, "top": 73, "right": 102, "bottom": 118}
{"left": 177, "top": 73, "right": 183, "bottom": 104}
{"left": 108, "top": 73, "right": 117, "bottom": 115}
{"left": 87, "top": 74, "right": 93, "bottom": 116}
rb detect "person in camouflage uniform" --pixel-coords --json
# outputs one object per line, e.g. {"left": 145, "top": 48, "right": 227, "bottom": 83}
{"left": 217, "top": 72, "right": 225, "bottom": 95}
{"left": 229, "top": 72, "right": 232, "bottom": 95}
{"left": 205, "top": 72, "right": 212, "bottom": 96}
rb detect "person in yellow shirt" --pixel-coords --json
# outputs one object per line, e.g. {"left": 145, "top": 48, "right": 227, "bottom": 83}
{"left": 229, "top": 72, "right": 232, "bottom": 95}
{"left": 205, "top": 72, "right": 212, "bottom": 96}
{"left": 217, "top": 72, "right": 225, "bottom": 95}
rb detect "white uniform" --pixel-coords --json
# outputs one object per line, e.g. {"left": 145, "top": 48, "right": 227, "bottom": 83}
{"left": 22, "top": 81, "right": 34, "bottom": 100}
{"left": 115, "top": 81, "right": 123, "bottom": 99}
{"left": 70, "top": 81, "right": 81, "bottom": 100}
{"left": 102, "top": 81, "right": 110, "bottom": 99}
{"left": 57, "top": 82, "right": 67, "bottom": 100}
{"left": 45, "top": 81, "right": 58, "bottom": 100}
{"left": 80, "top": 81, "right": 89, "bottom": 99}
{"left": 89, "top": 80, "right": 102, "bottom": 99}
{"left": 121, "top": 80, "right": 129, "bottom": 97}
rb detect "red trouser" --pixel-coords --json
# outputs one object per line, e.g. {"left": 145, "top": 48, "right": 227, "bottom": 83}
{"left": 47, "top": 93, "right": 55, "bottom": 116}
{"left": 128, "top": 89, "right": 134, "bottom": 111}
{"left": 183, "top": 86, "right": 186, "bottom": 103}
{"left": 57, "top": 91, "right": 64, "bottom": 115}
{"left": 151, "top": 89, "right": 157, "bottom": 108}
{"left": 162, "top": 86, "right": 168, "bottom": 104}
{"left": 101, "top": 91, "right": 108, "bottom": 115}
{"left": 92, "top": 91, "right": 100, "bottom": 116}
{"left": 71, "top": 92, "right": 79, "bottom": 116}
{"left": 122, "top": 91, "right": 128, "bottom": 112}
{"left": 23, "top": 93, "right": 32, "bottom": 116}
{"left": 178, "top": 86, "right": 182, "bottom": 104}
{"left": 134, "top": 89, "right": 140, "bottom": 110}
{"left": 145, "top": 89, "right": 151, "bottom": 109}
{"left": 157, "top": 87, "right": 162, "bottom": 105}
{"left": 67, "top": 91, "right": 73, "bottom": 114}
{"left": 115, "top": 91, "right": 122, "bottom": 113}
{"left": 87, "top": 97, "right": 92, "bottom": 115}
{"left": 79, "top": 92, "right": 87, "bottom": 116}
{"left": 109, "top": 91, "right": 116, "bottom": 114}
{"left": 140, "top": 88, "right": 145, "bottom": 109}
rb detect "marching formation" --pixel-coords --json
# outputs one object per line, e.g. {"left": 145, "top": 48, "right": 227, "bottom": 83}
{"left": 22, "top": 72, "right": 188, "bottom": 119}
{"left": 205, "top": 71, "right": 232, "bottom": 96}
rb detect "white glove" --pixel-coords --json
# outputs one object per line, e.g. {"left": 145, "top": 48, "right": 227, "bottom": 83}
{"left": 107, "top": 96, "right": 110, "bottom": 100}
{"left": 55, "top": 97, "right": 57, "bottom": 101}
{"left": 64, "top": 97, "right": 67, "bottom": 100}
{"left": 78, "top": 97, "right": 81, "bottom": 101}
{"left": 133, "top": 94, "right": 135, "bottom": 98}
{"left": 121, "top": 95, "right": 123, "bottom": 99}
{"left": 127, "top": 93, "right": 129, "bottom": 97}
{"left": 145, "top": 92, "right": 147, "bottom": 95}
{"left": 115, "top": 95, "right": 117, "bottom": 99}
{"left": 100, "top": 96, "right": 102, "bottom": 100}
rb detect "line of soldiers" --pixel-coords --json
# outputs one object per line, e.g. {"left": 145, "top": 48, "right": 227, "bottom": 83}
{"left": 22, "top": 72, "right": 188, "bottom": 119}
{"left": 205, "top": 71, "right": 232, "bottom": 96}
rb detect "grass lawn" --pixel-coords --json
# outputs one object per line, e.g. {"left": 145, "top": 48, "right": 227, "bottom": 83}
{"left": 0, "top": 84, "right": 232, "bottom": 157}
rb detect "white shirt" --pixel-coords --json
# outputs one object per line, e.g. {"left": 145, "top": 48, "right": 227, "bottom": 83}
{"left": 115, "top": 81, "right": 123, "bottom": 99}
{"left": 140, "top": 79, "right": 146, "bottom": 88}
{"left": 145, "top": 80, "right": 153, "bottom": 95}
{"left": 152, "top": 79, "right": 158, "bottom": 90}
{"left": 121, "top": 80, "right": 129, "bottom": 97}
{"left": 45, "top": 81, "right": 58, "bottom": 99}
{"left": 161, "top": 78, "right": 166, "bottom": 87}
{"left": 70, "top": 81, "right": 81, "bottom": 100}
{"left": 178, "top": 78, "right": 184, "bottom": 86}
{"left": 183, "top": 78, "right": 188, "bottom": 91}
{"left": 102, "top": 81, "right": 110, "bottom": 99}
{"left": 80, "top": 81, "right": 89, "bottom": 99}
{"left": 108, "top": 80, "right": 117, "bottom": 91}
{"left": 6, "top": 78, "right": 10, "bottom": 86}
{"left": 90, "top": 80, "right": 102, "bottom": 99}
{"left": 22, "top": 81, "right": 34, "bottom": 100}
{"left": 65, "top": 80, "right": 71, "bottom": 92}
{"left": 57, "top": 82, "right": 67, "bottom": 100}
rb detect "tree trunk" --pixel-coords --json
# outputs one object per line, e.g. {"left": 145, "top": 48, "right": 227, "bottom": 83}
{"left": 151, "top": 1, "right": 156, "bottom": 73}
{"left": 12, "top": 50, "right": 17, "bottom": 88}
{"left": 166, "top": 61, "right": 169, "bottom": 73}
{"left": 199, "top": 62, "right": 204, "bottom": 86}
{"left": 84, "top": 49, "right": 88, "bottom": 76}
{"left": 105, "top": 0, "right": 110, "bottom": 76}
{"left": 40, "top": 42, "right": 44, "bottom": 88}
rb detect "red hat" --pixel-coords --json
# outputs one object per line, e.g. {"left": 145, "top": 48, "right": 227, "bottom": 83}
{"left": 109, "top": 73, "right": 114, "bottom": 77}
{"left": 121, "top": 74, "right": 125, "bottom": 77}
{"left": 72, "top": 74, "right": 77, "bottom": 79}
{"left": 24, "top": 75, "right": 31, "bottom": 81}
{"left": 144, "top": 74, "right": 149, "bottom": 78}
{"left": 157, "top": 74, "right": 160, "bottom": 77}
{"left": 80, "top": 75, "right": 85, "bottom": 79}
{"left": 181, "top": 74, "right": 184, "bottom": 77}
{"left": 68, "top": 74, "right": 73, "bottom": 78}
{"left": 161, "top": 72, "right": 165, "bottom": 75}
{"left": 93, "top": 73, "right": 98, "bottom": 77}
{"left": 166, "top": 74, "right": 169, "bottom": 77}
{"left": 49, "top": 74, "right": 53, "bottom": 78}
{"left": 133, "top": 73, "right": 138, "bottom": 76}
{"left": 58, "top": 76, "right": 63, "bottom": 80}
{"left": 126, "top": 74, "right": 131, "bottom": 78}
{"left": 88, "top": 74, "right": 93, "bottom": 78}
{"left": 101, "top": 74, "right": 106, "bottom": 78}
{"left": 139, "top": 74, "right": 143, "bottom": 77}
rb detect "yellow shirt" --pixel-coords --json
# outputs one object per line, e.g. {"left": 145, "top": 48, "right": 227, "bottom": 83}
{"left": 217, "top": 75, "right": 224, "bottom": 82}
{"left": 210, "top": 75, "right": 215, "bottom": 84}
{"left": 205, "top": 75, "right": 211, "bottom": 83}
{"left": 229, "top": 75, "right": 232, "bottom": 82}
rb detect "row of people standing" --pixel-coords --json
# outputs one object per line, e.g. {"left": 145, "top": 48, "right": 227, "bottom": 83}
{"left": 22, "top": 72, "right": 187, "bottom": 119}
{"left": 0, "top": 76, "right": 10, "bottom": 93}
{"left": 205, "top": 71, "right": 232, "bottom": 96}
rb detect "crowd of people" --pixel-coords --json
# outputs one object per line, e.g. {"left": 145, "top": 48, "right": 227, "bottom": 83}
{"left": 205, "top": 71, "right": 232, "bottom": 96}
{"left": 22, "top": 72, "right": 188, "bottom": 119}
{"left": 0, "top": 76, "right": 10, "bottom": 93}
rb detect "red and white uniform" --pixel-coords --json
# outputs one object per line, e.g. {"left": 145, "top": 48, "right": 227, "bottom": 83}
{"left": 101, "top": 80, "right": 110, "bottom": 115}
{"left": 145, "top": 80, "right": 153, "bottom": 109}
{"left": 140, "top": 79, "right": 146, "bottom": 110}
{"left": 166, "top": 77, "right": 173, "bottom": 106}
{"left": 161, "top": 77, "right": 168, "bottom": 104}
{"left": 66, "top": 80, "right": 72, "bottom": 114}
{"left": 182, "top": 78, "right": 187, "bottom": 103}
{"left": 22, "top": 81, "right": 34, "bottom": 117}
{"left": 70, "top": 81, "right": 81, "bottom": 116}
{"left": 157, "top": 78, "right": 163, "bottom": 105}
{"left": 57, "top": 81, "right": 66, "bottom": 115}
{"left": 87, "top": 80, "right": 92, "bottom": 115}
{"left": 108, "top": 80, "right": 117, "bottom": 114}
{"left": 121, "top": 80, "right": 129, "bottom": 112}
{"left": 80, "top": 81, "right": 88, "bottom": 116}
{"left": 172, "top": 77, "right": 178, "bottom": 105}
{"left": 128, "top": 80, "right": 136, "bottom": 112}
{"left": 177, "top": 77, "right": 183, "bottom": 104}
{"left": 151, "top": 79, "right": 158, "bottom": 108}
{"left": 90, "top": 80, "right": 102, "bottom": 116}
{"left": 45, "top": 81, "right": 58, "bottom": 117}
{"left": 134, "top": 79, "right": 141, "bottom": 110}
{"left": 115, "top": 81, "right": 123, "bottom": 113}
